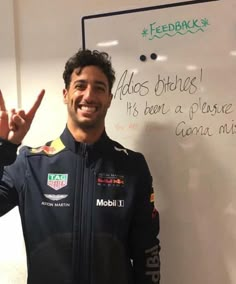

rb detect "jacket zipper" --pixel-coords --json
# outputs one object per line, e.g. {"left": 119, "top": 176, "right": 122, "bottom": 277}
{"left": 77, "top": 144, "right": 94, "bottom": 283}
{"left": 82, "top": 157, "right": 94, "bottom": 283}
{"left": 71, "top": 152, "right": 81, "bottom": 282}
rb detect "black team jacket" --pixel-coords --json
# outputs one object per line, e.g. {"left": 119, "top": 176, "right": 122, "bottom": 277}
{"left": 0, "top": 127, "right": 160, "bottom": 284}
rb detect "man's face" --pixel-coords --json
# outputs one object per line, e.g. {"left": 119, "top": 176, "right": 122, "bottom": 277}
{"left": 63, "top": 65, "right": 112, "bottom": 131}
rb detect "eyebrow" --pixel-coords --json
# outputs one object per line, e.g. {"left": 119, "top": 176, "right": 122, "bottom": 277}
{"left": 73, "top": 80, "right": 107, "bottom": 88}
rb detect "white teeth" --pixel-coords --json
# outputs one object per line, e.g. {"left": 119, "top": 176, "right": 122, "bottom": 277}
{"left": 80, "top": 106, "right": 96, "bottom": 112}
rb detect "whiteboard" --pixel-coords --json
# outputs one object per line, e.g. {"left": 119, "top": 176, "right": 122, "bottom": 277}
{"left": 82, "top": 0, "right": 236, "bottom": 283}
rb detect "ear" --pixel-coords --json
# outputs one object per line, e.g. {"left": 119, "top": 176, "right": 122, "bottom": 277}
{"left": 63, "top": 89, "right": 68, "bottom": 104}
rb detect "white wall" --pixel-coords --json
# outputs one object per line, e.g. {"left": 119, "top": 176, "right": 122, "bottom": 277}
{"left": 0, "top": 0, "right": 18, "bottom": 107}
{"left": 0, "top": 1, "right": 26, "bottom": 282}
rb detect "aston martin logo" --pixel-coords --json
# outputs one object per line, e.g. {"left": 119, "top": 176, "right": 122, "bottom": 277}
{"left": 44, "top": 194, "right": 68, "bottom": 201}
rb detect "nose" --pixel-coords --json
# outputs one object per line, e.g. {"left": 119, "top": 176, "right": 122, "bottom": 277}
{"left": 82, "top": 85, "right": 94, "bottom": 101}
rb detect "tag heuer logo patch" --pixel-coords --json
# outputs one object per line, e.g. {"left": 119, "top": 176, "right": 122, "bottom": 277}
{"left": 47, "top": 173, "right": 68, "bottom": 190}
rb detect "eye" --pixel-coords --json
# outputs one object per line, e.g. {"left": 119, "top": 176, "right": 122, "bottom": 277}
{"left": 95, "top": 85, "right": 106, "bottom": 93}
{"left": 75, "top": 83, "right": 86, "bottom": 90}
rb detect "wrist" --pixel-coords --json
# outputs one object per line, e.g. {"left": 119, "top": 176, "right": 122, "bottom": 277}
{"left": 0, "top": 138, "right": 20, "bottom": 166}
{"left": 0, "top": 137, "right": 21, "bottom": 147}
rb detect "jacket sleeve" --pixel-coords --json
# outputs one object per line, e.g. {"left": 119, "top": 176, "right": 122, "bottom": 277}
{"left": 0, "top": 138, "right": 19, "bottom": 166}
{"left": 0, "top": 139, "right": 20, "bottom": 216}
{"left": 129, "top": 153, "right": 161, "bottom": 284}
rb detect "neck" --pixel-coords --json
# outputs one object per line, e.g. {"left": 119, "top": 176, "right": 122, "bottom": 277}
{"left": 66, "top": 123, "right": 104, "bottom": 144}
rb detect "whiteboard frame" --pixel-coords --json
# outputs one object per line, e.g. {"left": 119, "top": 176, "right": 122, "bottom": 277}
{"left": 81, "top": 0, "right": 220, "bottom": 49}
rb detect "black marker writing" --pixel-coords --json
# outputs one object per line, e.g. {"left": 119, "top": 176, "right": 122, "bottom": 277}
{"left": 219, "top": 120, "right": 236, "bottom": 135}
{"left": 175, "top": 121, "right": 213, "bottom": 137}
{"left": 144, "top": 101, "right": 170, "bottom": 116}
{"left": 154, "top": 71, "right": 201, "bottom": 96}
{"left": 189, "top": 98, "right": 233, "bottom": 120}
{"left": 127, "top": 102, "right": 139, "bottom": 117}
{"left": 114, "top": 70, "right": 149, "bottom": 100}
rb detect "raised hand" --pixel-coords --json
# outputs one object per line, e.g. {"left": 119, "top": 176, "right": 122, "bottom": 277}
{"left": 0, "top": 90, "right": 45, "bottom": 144}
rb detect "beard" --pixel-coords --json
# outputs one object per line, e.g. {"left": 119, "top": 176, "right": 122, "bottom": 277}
{"left": 75, "top": 118, "right": 101, "bottom": 130}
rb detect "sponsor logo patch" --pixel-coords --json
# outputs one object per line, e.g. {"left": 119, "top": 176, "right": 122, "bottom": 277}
{"left": 31, "top": 138, "right": 65, "bottom": 155}
{"left": 97, "top": 173, "right": 125, "bottom": 187}
{"left": 152, "top": 208, "right": 158, "bottom": 219}
{"left": 145, "top": 245, "right": 160, "bottom": 283}
{"left": 31, "top": 145, "right": 56, "bottom": 155}
{"left": 114, "top": 146, "right": 128, "bottom": 155}
{"left": 41, "top": 201, "right": 70, "bottom": 207}
{"left": 47, "top": 173, "right": 68, "bottom": 190}
{"left": 96, "top": 199, "right": 125, "bottom": 208}
{"left": 44, "top": 194, "right": 68, "bottom": 201}
{"left": 150, "top": 193, "right": 155, "bottom": 203}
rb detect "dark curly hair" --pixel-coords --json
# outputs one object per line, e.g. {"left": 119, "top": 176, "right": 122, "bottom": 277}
{"left": 63, "top": 49, "right": 116, "bottom": 91}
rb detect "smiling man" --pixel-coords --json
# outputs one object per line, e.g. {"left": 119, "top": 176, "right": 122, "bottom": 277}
{"left": 63, "top": 64, "right": 112, "bottom": 143}
{"left": 0, "top": 49, "right": 160, "bottom": 284}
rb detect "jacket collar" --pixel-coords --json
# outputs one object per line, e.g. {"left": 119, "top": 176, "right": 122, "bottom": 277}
{"left": 60, "top": 126, "right": 111, "bottom": 155}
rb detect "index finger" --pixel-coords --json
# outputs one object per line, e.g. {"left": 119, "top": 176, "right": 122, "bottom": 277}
{"left": 0, "top": 90, "right": 7, "bottom": 112}
{"left": 27, "top": 89, "right": 45, "bottom": 120}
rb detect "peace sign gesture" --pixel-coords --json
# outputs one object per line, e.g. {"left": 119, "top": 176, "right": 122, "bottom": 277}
{"left": 0, "top": 89, "right": 45, "bottom": 145}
